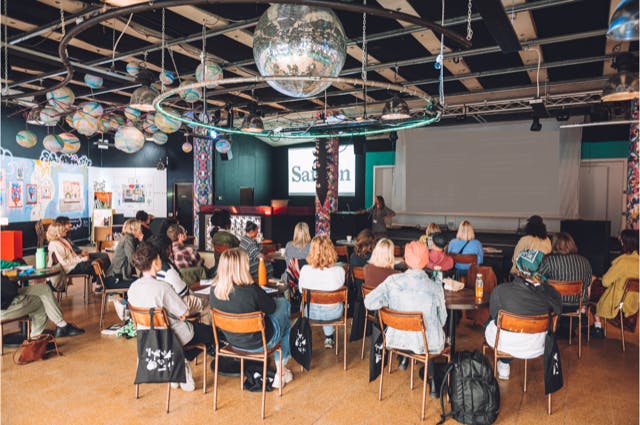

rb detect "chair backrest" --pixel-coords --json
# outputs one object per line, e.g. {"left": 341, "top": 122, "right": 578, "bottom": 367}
{"left": 129, "top": 305, "right": 171, "bottom": 328}
{"left": 352, "top": 266, "right": 365, "bottom": 281}
{"left": 335, "top": 245, "right": 349, "bottom": 258}
{"left": 467, "top": 264, "right": 497, "bottom": 292}
{"left": 91, "top": 261, "right": 106, "bottom": 288}
{"left": 362, "top": 283, "right": 375, "bottom": 298}
{"left": 547, "top": 280, "right": 583, "bottom": 298}
{"left": 97, "top": 240, "right": 116, "bottom": 252}
{"left": 210, "top": 309, "right": 266, "bottom": 334}
{"left": 261, "top": 243, "right": 278, "bottom": 254}
{"left": 394, "top": 245, "right": 403, "bottom": 257}
{"left": 496, "top": 310, "right": 557, "bottom": 334}
{"left": 622, "top": 278, "right": 640, "bottom": 301}
{"left": 301, "top": 286, "right": 348, "bottom": 310}
{"left": 378, "top": 307, "right": 426, "bottom": 332}
{"left": 451, "top": 253, "right": 478, "bottom": 266}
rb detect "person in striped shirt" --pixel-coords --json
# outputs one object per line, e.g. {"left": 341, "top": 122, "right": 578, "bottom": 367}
{"left": 239, "top": 221, "right": 273, "bottom": 279}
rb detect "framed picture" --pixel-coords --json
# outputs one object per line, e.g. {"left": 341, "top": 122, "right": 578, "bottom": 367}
{"left": 123, "top": 183, "right": 145, "bottom": 203}
{"left": 26, "top": 184, "right": 37, "bottom": 204}
{"left": 9, "top": 182, "right": 23, "bottom": 208}
{"left": 16, "top": 167, "right": 24, "bottom": 181}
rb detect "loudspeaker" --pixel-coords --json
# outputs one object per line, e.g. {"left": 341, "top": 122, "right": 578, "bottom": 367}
{"left": 240, "top": 187, "right": 254, "bottom": 206}
{"left": 220, "top": 149, "right": 233, "bottom": 161}
{"left": 561, "top": 219, "right": 611, "bottom": 276}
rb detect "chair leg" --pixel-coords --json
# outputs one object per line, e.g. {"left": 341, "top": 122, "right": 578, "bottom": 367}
{"left": 388, "top": 351, "right": 394, "bottom": 374}
{"left": 547, "top": 393, "right": 552, "bottom": 415}
{"left": 620, "top": 310, "right": 625, "bottom": 352}
{"left": 135, "top": 383, "right": 140, "bottom": 399}
{"left": 100, "top": 292, "right": 107, "bottom": 330}
{"left": 335, "top": 326, "right": 339, "bottom": 356}
{"left": 261, "top": 358, "right": 267, "bottom": 420}
{"left": 213, "top": 355, "right": 220, "bottom": 411}
{"left": 578, "top": 313, "right": 582, "bottom": 359}
{"left": 166, "top": 383, "right": 171, "bottom": 414}
{"left": 568, "top": 316, "right": 572, "bottom": 345}
{"left": 343, "top": 324, "right": 347, "bottom": 370}
{"left": 202, "top": 350, "right": 207, "bottom": 394}
{"left": 603, "top": 318, "right": 607, "bottom": 337}
{"left": 361, "top": 316, "right": 368, "bottom": 360}
{"left": 410, "top": 359, "right": 415, "bottom": 390}
{"left": 240, "top": 358, "right": 244, "bottom": 391}
{"left": 378, "top": 347, "right": 385, "bottom": 401}
{"left": 278, "top": 348, "right": 283, "bottom": 397}
{"left": 523, "top": 359, "right": 528, "bottom": 393}
{"left": 421, "top": 359, "right": 428, "bottom": 421}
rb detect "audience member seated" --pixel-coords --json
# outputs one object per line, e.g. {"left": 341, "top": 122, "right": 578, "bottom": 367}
{"left": 210, "top": 248, "right": 293, "bottom": 389}
{"left": 239, "top": 221, "right": 273, "bottom": 278}
{"left": 46, "top": 222, "right": 97, "bottom": 285}
{"left": 359, "top": 195, "right": 395, "bottom": 236}
{"left": 590, "top": 229, "right": 639, "bottom": 338}
{"left": 447, "top": 220, "right": 483, "bottom": 272}
{"left": 55, "top": 216, "right": 111, "bottom": 271}
{"left": 167, "top": 224, "right": 202, "bottom": 269}
{"left": 128, "top": 242, "right": 214, "bottom": 392}
{"left": 425, "top": 233, "right": 454, "bottom": 272}
{"left": 419, "top": 222, "right": 441, "bottom": 248}
{"left": 1, "top": 274, "right": 84, "bottom": 338}
{"left": 284, "top": 222, "right": 311, "bottom": 266}
{"left": 363, "top": 238, "right": 399, "bottom": 287}
{"left": 511, "top": 215, "right": 552, "bottom": 275}
{"left": 349, "top": 229, "right": 375, "bottom": 268}
{"left": 299, "top": 235, "right": 346, "bottom": 349}
{"left": 539, "top": 232, "right": 592, "bottom": 309}
{"left": 148, "top": 235, "right": 211, "bottom": 325}
{"left": 364, "top": 241, "right": 447, "bottom": 373}
{"left": 107, "top": 219, "right": 142, "bottom": 286}
{"left": 210, "top": 210, "right": 240, "bottom": 261}
{"left": 485, "top": 250, "right": 561, "bottom": 380}
{"left": 135, "top": 210, "right": 154, "bottom": 241}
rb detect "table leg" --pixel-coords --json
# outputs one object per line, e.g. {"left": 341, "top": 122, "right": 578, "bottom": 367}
{"left": 449, "top": 308, "right": 456, "bottom": 355}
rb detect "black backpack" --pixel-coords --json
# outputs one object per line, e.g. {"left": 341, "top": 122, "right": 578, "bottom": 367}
{"left": 438, "top": 350, "right": 500, "bottom": 425}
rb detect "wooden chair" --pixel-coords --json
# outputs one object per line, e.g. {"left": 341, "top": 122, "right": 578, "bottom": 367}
{"left": 301, "top": 286, "right": 349, "bottom": 370}
{"left": 377, "top": 307, "right": 451, "bottom": 421}
{"left": 1, "top": 316, "right": 30, "bottom": 355}
{"left": 97, "top": 240, "right": 116, "bottom": 252}
{"left": 393, "top": 244, "right": 403, "bottom": 257}
{"left": 129, "top": 305, "right": 208, "bottom": 413}
{"left": 602, "top": 278, "right": 639, "bottom": 352}
{"left": 360, "top": 283, "right": 377, "bottom": 359}
{"left": 92, "top": 261, "right": 129, "bottom": 330}
{"left": 48, "top": 252, "right": 91, "bottom": 304}
{"left": 482, "top": 310, "right": 559, "bottom": 415}
{"left": 335, "top": 245, "right": 349, "bottom": 261}
{"left": 465, "top": 265, "right": 497, "bottom": 326}
{"left": 210, "top": 309, "right": 282, "bottom": 420}
{"left": 547, "top": 280, "right": 584, "bottom": 358}
{"left": 450, "top": 253, "right": 477, "bottom": 283}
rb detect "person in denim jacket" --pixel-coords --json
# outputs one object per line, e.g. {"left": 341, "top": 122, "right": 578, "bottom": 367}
{"left": 364, "top": 241, "right": 447, "bottom": 355}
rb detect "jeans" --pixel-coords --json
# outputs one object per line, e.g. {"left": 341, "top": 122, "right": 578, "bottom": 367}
{"left": 245, "top": 298, "right": 291, "bottom": 365}
{"left": 307, "top": 303, "right": 343, "bottom": 337}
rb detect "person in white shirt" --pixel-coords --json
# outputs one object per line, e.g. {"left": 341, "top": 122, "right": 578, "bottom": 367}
{"left": 298, "top": 235, "right": 345, "bottom": 349}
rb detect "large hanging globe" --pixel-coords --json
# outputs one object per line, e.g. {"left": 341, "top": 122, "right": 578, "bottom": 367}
{"left": 253, "top": 4, "right": 347, "bottom": 98}
{"left": 114, "top": 126, "right": 145, "bottom": 153}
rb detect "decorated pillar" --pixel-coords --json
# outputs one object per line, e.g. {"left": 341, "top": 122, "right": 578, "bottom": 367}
{"left": 626, "top": 99, "right": 639, "bottom": 230}
{"left": 193, "top": 137, "right": 214, "bottom": 247}
{"left": 314, "top": 137, "right": 339, "bottom": 236}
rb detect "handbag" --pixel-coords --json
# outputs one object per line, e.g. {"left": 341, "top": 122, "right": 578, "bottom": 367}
{"left": 13, "top": 334, "right": 59, "bottom": 365}
{"left": 544, "top": 312, "right": 563, "bottom": 395}
{"left": 349, "top": 298, "right": 366, "bottom": 341}
{"left": 134, "top": 309, "right": 186, "bottom": 385}
{"left": 289, "top": 291, "right": 312, "bottom": 371}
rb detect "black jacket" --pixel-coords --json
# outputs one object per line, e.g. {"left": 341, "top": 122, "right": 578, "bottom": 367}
{"left": 489, "top": 276, "right": 562, "bottom": 321}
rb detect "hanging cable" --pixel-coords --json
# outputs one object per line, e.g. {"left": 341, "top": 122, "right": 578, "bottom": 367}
{"left": 112, "top": 13, "right": 133, "bottom": 67}
{"left": 438, "top": 0, "right": 446, "bottom": 106}
{"left": 161, "top": 8, "right": 166, "bottom": 93}
{"left": 466, "top": 0, "right": 473, "bottom": 41}
{"left": 3, "top": 0, "right": 8, "bottom": 95}
{"left": 361, "top": 0, "right": 368, "bottom": 118}
{"left": 201, "top": 20, "right": 207, "bottom": 115}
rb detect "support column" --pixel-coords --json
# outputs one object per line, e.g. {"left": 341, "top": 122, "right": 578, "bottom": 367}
{"left": 626, "top": 99, "right": 639, "bottom": 230}
{"left": 314, "top": 137, "right": 339, "bottom": 236}
{"left": 193, "top": 137, "right": 214, "bottom": 247}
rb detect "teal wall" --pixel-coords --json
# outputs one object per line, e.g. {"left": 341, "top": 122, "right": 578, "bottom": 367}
{"left": 581, "top": 140, "right": 629, "bottom": 159}
{"left": 364, "top": 151, "right": 395, "bottom": 208}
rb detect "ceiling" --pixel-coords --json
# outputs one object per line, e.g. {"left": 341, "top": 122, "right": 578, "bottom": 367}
{"left": 1, "top": 0, "right": 638, "bottom": 133}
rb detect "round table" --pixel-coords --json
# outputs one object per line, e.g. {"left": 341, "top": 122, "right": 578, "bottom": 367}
{"left": 444, "top": 288, "right": 489, "bottom": 355}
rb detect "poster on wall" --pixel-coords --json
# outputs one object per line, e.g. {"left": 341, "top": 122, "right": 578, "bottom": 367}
{"left": 9, "top": 183, "right": 23, "bottom": 208}
{"left": 26, "top": 184, "right": 37, "bottom": 204}
{"left": 58, "top": 174, "right": 84, "bottom": 213}
{"left": 122, "top": 183, "right": 146, "bottom": 203}
{"left": 0, "top": 169, "right": 5, "bottom": 208}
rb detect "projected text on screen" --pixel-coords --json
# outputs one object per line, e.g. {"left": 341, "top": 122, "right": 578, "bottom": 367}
{"left": 288, "top": 145, "right": 355, "bottom": 196}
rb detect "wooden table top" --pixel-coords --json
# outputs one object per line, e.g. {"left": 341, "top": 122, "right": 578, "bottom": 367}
{"left": 5, "top": 267, "right": 61, "bottom": 283}
{"left": 444, "top": 288, "right": 489, "bottom": 310}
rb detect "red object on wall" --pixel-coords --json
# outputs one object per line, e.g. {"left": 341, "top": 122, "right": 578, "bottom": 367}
{"left": 1, "top": 231, "right": 23, "bottom": 261}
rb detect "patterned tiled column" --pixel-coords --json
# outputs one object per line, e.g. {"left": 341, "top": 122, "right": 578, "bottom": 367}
{"left": 626, "top": 99, "right": 639, "bottom": 230}
{"left": 193, "top": 137, "right": 213, "bottom": 247}
{"left": 314, "top": 137, "right": 339, "bottom": 236}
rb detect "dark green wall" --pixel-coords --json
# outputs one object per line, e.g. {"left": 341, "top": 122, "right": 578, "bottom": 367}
{"left": 581, "top": 140, "right": 629, "bottom": 159}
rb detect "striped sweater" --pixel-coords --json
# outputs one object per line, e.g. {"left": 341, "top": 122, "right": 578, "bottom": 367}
{"left": 539, "top": 253, "right": 592, "bottom": 305}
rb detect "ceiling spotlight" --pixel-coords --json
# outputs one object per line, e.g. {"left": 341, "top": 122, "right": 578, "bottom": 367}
{"left": 607, "top": 0, "right": 639, "bottom": 41}
{"left": 241, "top": 114, "right": 265, "bottom": 133}
{"left": 530, "top": 116, "right": 542, "bottom": 132}
{"left": 602, "top": 53, "right": 639, "bottom": 102}
{"left": 129, "top": 69, "right": 157, "bottom": 111}
{"left": 381, "top": 96, "right": 411, "bottom": 120}
{"left": 555, "top": 110, "right": 570, "bottom": 121}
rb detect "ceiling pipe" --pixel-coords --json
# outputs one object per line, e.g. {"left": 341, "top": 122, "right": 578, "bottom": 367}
{"left": 8, "top": 6, "right": 103, "bottom": 45}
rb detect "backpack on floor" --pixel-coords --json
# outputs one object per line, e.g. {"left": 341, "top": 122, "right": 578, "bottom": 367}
{"left": 438, "top": 350, "right": 500, "bottom": 425}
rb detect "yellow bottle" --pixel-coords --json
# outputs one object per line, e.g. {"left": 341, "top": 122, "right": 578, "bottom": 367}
{"left": 258, "top": 257, "right": 267, "bottom": 286}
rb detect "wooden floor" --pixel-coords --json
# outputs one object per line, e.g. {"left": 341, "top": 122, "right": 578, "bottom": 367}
{"left": 2, "top": 282, "right": 638, "bottom": 425}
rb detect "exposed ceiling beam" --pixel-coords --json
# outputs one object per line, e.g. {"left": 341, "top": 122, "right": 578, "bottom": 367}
{"left": 603, "top": 0, "right": 630, "bottom": 75}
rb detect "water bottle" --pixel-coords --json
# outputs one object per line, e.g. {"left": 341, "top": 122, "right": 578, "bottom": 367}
{"left": 475, "top": 273, "right": 484, "bottom": 299}
{"left": 258, "top": 257, "right": 267, "bottom": 287}
{"left": 35, "top": 247, "right": 46, "bottom": 270}
{"left": 427, "top": 236, "right": 433, "bottom": 250}
{"left": 433, "top": 265, "right": 443, "bottom": 285}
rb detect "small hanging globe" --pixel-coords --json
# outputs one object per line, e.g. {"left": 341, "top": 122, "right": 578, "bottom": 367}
{"left": 126, "top": 62, "right": 139, "bottom": 76}
{"left": 182, "top": 141, "right": 193, "bottom": 153}
{"left": 124, "top": 106, "right": 142, "bottom": 122}
{"left": 79, "top": 101, "right": 104, "bottom": 118}
{"left": 114, "top": 126, "right": 145, "bottom": 153}
{"left": 215, "top": 138, "right": 231, "bottom": 154}
{"left": 159, "top": 70, "right": 175, "bottom": 86}
{"left": 84, "top": 74, "right": 103, "bottom": 89}
{"left": 109, "top": 114, "right": 126, "bottom": 131}
{"left": 39, "top": 107, "right": 60, "bottom": 126}
{"left": 16, "top": 130, "right": 38, "bottom": 148}
{"left": 179, "top": 79, "right": 202, "bottom": 103}
{"left": 196, "top": 58, "right": 223, "bottom": 89}
{"left": 46, "top": 86, "right": 75, "bottom": 110}
{"left": 43, "top": 134, "right": 64, "bottom": 152}
{"left": 253, "top": 4, "right": 347, "bottom": 98}
{"left": 151, "top": 131, "right": 168, "bottom": 145}
{"left": 72, "top": 110, "right": 99, "bottom": 136}
{"left": 143, "top": 113, "right": 159, "bottom": 134}
{"left": 154, "top": 108, "right": 181, "bottom": 133}
{"left": 59, "top": 132, "right": 81, "bottom": 154}
{"left": 65, "top": 114, "right": 74, "bottom": 128}
{"left": 98, "top": 115, "right": 111, "bottom": 133}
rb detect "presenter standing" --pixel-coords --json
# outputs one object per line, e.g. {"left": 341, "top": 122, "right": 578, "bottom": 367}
{"left": 360, "top": 196, "right": 395, "bottom": 236}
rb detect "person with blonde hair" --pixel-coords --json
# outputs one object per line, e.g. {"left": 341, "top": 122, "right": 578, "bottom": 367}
{"left": 210, "top": 248, "right": 293, "bottom": 388}
{"left": 107, "top": 218, "right": 143, "bottom": 284}
{"left": 284, "top": 222, "right": 312, "bottom": 266}
{"left": 447, "top": 220, "right": 484, "bottom": 273}
{"left": 419, "top": 223, "right": 441, "bottom": 249}
{"left": 47, "top": 222, "right": 96, "bottom": 281}
{"left": 364, "top": 238, "right": 399, "bottom": 287}
{"left": 299, "top": 235, "right": 346, "bottom": 348}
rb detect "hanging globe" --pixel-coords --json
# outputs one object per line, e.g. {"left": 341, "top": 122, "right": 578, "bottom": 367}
{"left": 151, "top": 131, "right": 168, "bottom": 145}
{"left": 39, "top": 107, "right": 61, "bottom": 126}
{"left": 154, "top": 107, "right": 181, "bottom": 133}
{"left": 72, "top": 110, "right": 99, "bottom": 136}
{"left": 43, "top": 134, "right": 64, "bottom": 152}
{"left": 59, "top": 132, "right": 81, "bottom": 154}
{"left": 65, "top": 114, "right": 74, "bottom": 128}
{"left": 124, "top": 106, "right": 142, "bottom": 122}
{"left": 79, "top": 101, "right": 104, "bottom": 118}
{"left": 253, "top": 4, "right": 347, "bottom": 98}
{"left": 16, "top": 130, "right": 37, "bottom": 148}
{"left": 98, "top": 115, "right": 111, "bottom": 133}
{"left": 108, "top": 114, "right": 126, "bottom": 131}
{"left": 126, "top": 62, "right": 139, "bottom": 76}
{"left": 215, "top": 138, "right": 231, "bottom": 154}
{"left": 114, "top": 126, "right": 145, "bottom": 153}
{"left": 84, "top": 74, "right": 103, "bottom": 89}
{"left": 159, "top": 70, "right": 175, "bottom": 86}
{"left": 143, "top": 113, "right": 159, "bottom": 134}
{"left": 182, "top": 110, "right": 197, "bottom": 129}
{"left": 196, "top": 57, "right": 223, "bottom": 89}
{"left": 46, "top": 86, "right": 75, "bottom": 110}
{"left": 179, "top": 79, "right": 202, "bottom": 103}
{"left": 182, "top": 141, "right": 193, "bottom": 153}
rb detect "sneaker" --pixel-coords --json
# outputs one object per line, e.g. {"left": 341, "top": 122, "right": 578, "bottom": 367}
{"left": 171, "top": 383, "right": 179, "bottom": 389}
{"left": 180, "top": 360, "right": 195, "bottom": 392}
{"left": 398, "top": 356, "right": 409, "bottom": 371}
{"left": 113, "top": 298, "right": 128, "bottom": 321}
{"left": 590, "top": 325, "right": 604, "bottom": 339}
{"left": 324, "top": 336, "right": 335, "bottom": 349}
{"left": 497, "top": 360, "right": 510, "bottom": 380}
{"left": 272, "top": 368, "right": 293, "bottom": 389}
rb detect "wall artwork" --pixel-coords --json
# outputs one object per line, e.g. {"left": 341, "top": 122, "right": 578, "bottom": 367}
{"left": 26, "top": 184, "right": 37, "bottom": 204}
{"left": 58, "top": 174, "right": 84, "bottom": 213}
{"left": 122, "top": 183, "right": 146, "bottom": 203}
{"left": 9, "top": 183, "right": 23, "bottom": 208}
{"left": 0, "top": 169, "right": 5, "bottom": 208}
{"left": 16, "top": 167, "right": 23, "bottom": 181}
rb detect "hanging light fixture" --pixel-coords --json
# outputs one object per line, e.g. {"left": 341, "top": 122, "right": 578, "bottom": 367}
{"left": 607, "top": 0, "right": 639, "bottom": 41}
{"left": 26, "top": 107, "right": 44, "bottom": 125}
{"left": 129, "top": 69, "right": 157, "bottom": 112}
{"left": 530, "top": 116, "right": 542, "bottom": 132}
{"left": 381, "top": 95, "right": 411, "bottom": 120}
{"left": 602, "top": 52, "right": 639, "bottom": 102}
{"left": 241, "top": 113, "right": 265, "bottom": 133}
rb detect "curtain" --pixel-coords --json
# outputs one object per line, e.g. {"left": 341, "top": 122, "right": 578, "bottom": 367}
{"left": 193, "top": 137, "right": 213, "bottom": 247}
{"left": 314, "top": 137, "right": 339, "bottom": 236}
{"left": 559, "top": 117, "right": 583, "bottom": 218}
{"left": 391, "top": 132, "right": 407, "bottom": 213}
{"left": 626, "top": 99, "right": 639, "bottom": 230}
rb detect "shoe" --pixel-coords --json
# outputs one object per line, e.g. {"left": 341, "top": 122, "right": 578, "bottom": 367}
{"left": 180, "top": 360, "right": 195, "bottom": 391}
{"left": 113, "top": 298, "right": 128, "bottom": 321}
{"left": 324, "top": 336, "right": 335, "bottom": 349}
{"left": 55, "top": 323, "right": 85, "bottom": 338}
{"left": 497, "top": 360, "right": 510, "bottom": 380}
{"left": 272, "top": 368, "right": 294, "bottom": 389}
{"left": 171, "top": 382, "right": 179, "bottom": 389}
{"left": 589, "top": 325, "right": 604, "bottom": 339}
{"left": 398, "top": 356, "right": 409, "bottom": 371}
